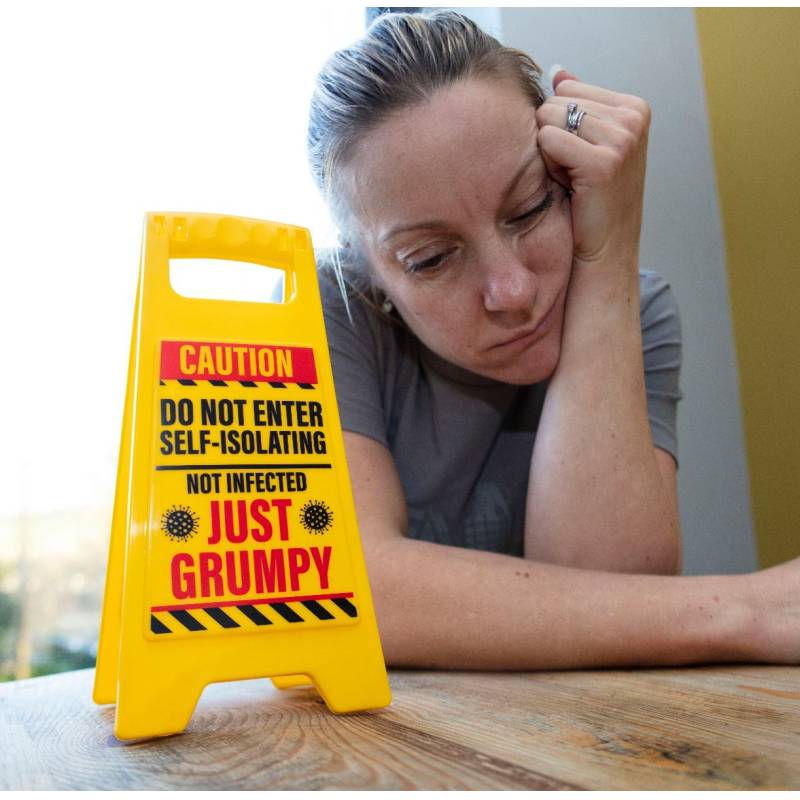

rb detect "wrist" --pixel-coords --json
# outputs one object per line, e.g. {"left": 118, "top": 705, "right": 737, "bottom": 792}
{"left": 571, "top": 219, "right": 642, "bottom": 278}
{"left": 560, "top": 259, "right": 641, "bottom": 341}
{"left": 738, "top": 567, "right": 794, "bottom": 665}
{"left": 570, "top": 252, "right": 639, "bottom": 296}
{"left": 709, "top": 573, "right": 770, "bottom": 664}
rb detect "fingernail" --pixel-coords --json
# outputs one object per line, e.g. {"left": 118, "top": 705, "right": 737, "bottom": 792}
{"left": 548, "top": 64, "right": 565, "bottom": 83}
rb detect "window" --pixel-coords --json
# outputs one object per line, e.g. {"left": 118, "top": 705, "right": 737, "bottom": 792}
{"left": 0, "top": 4, "right": 364, "bottom": 680}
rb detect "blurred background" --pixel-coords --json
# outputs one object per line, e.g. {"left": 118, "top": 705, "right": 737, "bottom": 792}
{"left": 1, "top": 4, "right": 798, "bottom": 681}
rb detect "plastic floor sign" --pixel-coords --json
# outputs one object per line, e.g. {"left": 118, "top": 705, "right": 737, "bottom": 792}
{"left": 94, "top": 213, "right": 391, "bottom": 740}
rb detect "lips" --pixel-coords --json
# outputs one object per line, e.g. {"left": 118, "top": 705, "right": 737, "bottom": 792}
{"left": 492, "top": 299, "right": 557, "bottom": 349}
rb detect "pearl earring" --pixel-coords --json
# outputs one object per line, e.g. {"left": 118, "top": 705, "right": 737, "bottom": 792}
{"left": 381, "top": 296, "right": 394, "bottom": 314}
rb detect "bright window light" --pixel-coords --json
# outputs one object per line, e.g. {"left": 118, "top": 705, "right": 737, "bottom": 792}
{"left": 169, "top": 259, "right": 285, "bottom": 305}
{"left": 0, "top": 3, "right": 364, "bottom": 518}
{"left": 0, "top": 0, "right": 366, "bottom": 681}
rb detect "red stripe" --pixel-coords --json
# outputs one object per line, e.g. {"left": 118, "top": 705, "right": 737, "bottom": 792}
{"left": 150, "top": 591, "right": 354, "bottom": 613}
{"left": 160, "top": 340, "right": 318, "bottom": 384}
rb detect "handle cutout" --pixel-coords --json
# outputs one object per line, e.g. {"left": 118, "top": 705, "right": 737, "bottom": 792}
{"left": 169, "top": 258, "right": 285, "bottom": 304}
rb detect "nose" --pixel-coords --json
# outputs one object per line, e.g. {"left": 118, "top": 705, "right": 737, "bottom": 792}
{"left": 479, "top": 236, "right": 539, "bottom": 314}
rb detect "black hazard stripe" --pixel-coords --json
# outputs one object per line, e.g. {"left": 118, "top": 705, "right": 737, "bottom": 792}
{"left": 170, "top": 609, "right": 206, "bottom": 631}
{"left": 270, "top": 603, "right": 304, "bottom": 623}
{"left": 331, "top": 597, "right": 358, "bottom": 618}
{"left": 302, "top": 600, "right": 335, "bottom": 620}
{"left": 204, "top": 607, "right": 240, "bottom": 629}
{"left": 150, "top": 597, "right": 358, "bottom": 635}
{"left": 158, "top": 378, "right": 317, "bottom": 389}
{"left": 150, "top": 610, "right": 207, "bottom": 633}
{"left": 239, "top": 604, "right": 273, "bottom": 625}
{"left": 151, "top": 615, "right": 171, "bottom": 634}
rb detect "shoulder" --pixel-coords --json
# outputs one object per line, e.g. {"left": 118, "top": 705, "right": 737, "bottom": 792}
{"left": 317, "top": 249, "right": 381, "bottom": 327}
{"left": 315, "top": 249, "right": 420, "bottom": 448}
{"left": 638, "top": 269, "right": 680, "bottom": 320}
{"left": 317, "top": 252, "right": 381, "bottom": 352}
{"left": 316, "top": 249, "right": 417, "bottom": 356}
{"left": 317, "top": 251, "right": 364, "bottom": 319}
{"left": 638, "top": 269, "right": 682, "bottom": 344}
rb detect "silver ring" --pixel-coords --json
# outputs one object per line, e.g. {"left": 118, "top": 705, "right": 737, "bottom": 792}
{"left": 565, "top": 103, "right": 586, "bottom": 135}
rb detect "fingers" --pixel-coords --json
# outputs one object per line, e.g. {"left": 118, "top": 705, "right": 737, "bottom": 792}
{"left": 538, "top": 68, "right": 650, "bottom": 156}
{"left": 536, "top": 123, "right": 603, "bottom": 178}
{"left": 541, "top": 66, "right": 650, "bottom": 265}
{"left": 547, "top": 95, "right": 641, "bottom": 121}
{"left": 550, "top": 95, "right": 649, "bottom": 139}
{"left": 536, "top": 100, "right": 640, "bottom": 148}
{"left": 550, "top": 66, "right": 578, "bottom": 91}
{"left": 538, "top": 147, "right": 571, "bottom": 195}
{"left": 554, "top": 77, "right": 651, "bottom": 119}
{"left": 538, "top": 67, "right": 649, "bottom": 185}
{"left": 547, "top": 65, "right": 650, "bottom": 119}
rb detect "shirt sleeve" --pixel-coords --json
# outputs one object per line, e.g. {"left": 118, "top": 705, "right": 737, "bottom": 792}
{"left": 318, "top": 269, "right": 390, "bottom": 448}
{"left": 639, "top": 269, "right": 683, "bottom": 467}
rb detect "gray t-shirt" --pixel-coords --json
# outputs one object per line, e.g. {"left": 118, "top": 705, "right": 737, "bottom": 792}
{"left": 320, "top": 267, "right": 682, "bottom": 557}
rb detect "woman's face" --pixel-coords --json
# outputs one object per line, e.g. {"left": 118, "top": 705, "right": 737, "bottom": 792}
{"left": 343, "top": 76, "right": 573, "bottom": 384}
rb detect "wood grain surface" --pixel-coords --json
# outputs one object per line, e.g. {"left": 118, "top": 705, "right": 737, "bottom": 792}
{"left": 1, "top": 665, "right": 799, "bottom": 790}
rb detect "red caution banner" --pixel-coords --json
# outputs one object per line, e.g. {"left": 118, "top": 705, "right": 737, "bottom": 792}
{"left": 160, "top": 340, "right": 318, "bottom": 385}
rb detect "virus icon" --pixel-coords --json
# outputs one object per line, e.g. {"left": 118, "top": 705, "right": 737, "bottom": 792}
{"left": 161, "top": 505, "right": 200, "bottom": 541}
{"left": 299, "top": 500, "right": 333, "bottom": 534}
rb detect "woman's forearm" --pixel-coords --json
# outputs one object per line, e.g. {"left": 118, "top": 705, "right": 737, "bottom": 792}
{"left": 524, "top": 262, "right": 680, "bottom": 573}
{"left": 365, "top": 536, "right": 755, "bottom": 670}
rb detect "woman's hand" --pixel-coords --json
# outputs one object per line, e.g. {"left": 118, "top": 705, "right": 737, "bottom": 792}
{"left": 535, "top": 68, "right": 651, "bottom": 272}
{"left": 745, "top": 555, "right": 800, "bottom": 665}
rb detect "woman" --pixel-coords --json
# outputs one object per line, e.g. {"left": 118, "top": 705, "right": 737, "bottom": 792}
{"left": 307, "top": 10, "right": 798, "bottom": 669}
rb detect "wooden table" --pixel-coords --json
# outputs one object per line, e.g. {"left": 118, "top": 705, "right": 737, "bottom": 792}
{"left": 1, "top": 665, "right": 799, "bottom": 790}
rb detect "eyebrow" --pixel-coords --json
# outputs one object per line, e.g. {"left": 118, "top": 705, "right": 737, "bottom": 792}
{"left": 378, "top": 153, "right": 544, "bottom": 245}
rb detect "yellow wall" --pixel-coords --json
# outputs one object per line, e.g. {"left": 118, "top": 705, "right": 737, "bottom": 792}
{"left": 695, "top": 9, "right": 800, "bottom": 567}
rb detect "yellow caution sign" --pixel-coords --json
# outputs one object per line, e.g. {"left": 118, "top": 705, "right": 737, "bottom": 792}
{"left": 94, "top": 213, "right": 391, "bottom": 740}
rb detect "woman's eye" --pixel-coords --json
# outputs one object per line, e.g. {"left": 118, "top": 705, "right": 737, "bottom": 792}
{"left": 404, "top": 251, "right": 449, "bottom": 274}
{"left": 508, "top": 190, "right": 555, "bottom": 226}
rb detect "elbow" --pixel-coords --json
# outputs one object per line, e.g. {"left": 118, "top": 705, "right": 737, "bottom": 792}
{"left": 361, "top": 538, "right": 431, "bottom": 668}
{"left": 651, "top": 549, "right": 682, "bottom": 576}
{"left": 666, "top": 507, "right": 684, "bottom": 575}
{"left": 670, "top": 525, "right": 684, "bottom": 575}
{"left": 648, "top": 514, "right": 683, "bottom": 575}
{"left": 361, "top": 538, "right": 412, "bottom": 637}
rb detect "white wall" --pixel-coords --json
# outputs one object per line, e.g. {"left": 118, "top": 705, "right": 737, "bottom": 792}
{"left": 461, "top": 7, "right": 757, "bottom": 575}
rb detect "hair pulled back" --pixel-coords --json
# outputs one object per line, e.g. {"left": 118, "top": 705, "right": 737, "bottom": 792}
{"left": 307, "top": 10, "right": 546, "bottom": 312}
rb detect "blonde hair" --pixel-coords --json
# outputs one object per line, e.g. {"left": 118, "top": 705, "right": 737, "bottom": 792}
{"left": 307, "top": 10, "right": 546, "bottom": 316}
